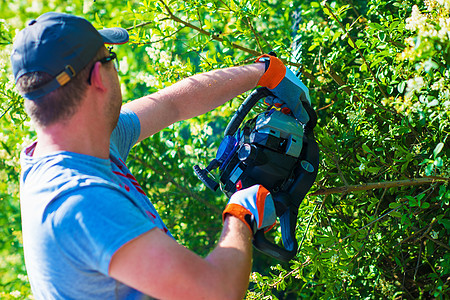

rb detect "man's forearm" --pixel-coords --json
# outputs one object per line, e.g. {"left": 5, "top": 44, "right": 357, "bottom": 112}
{"left": 124, "top": 63, "right": 266, "bottom": 141}
{"left": 109, "top": 216, "right": 254, "bottom": 300}
{"left": 160, "top": 63, "right": 266, "bottom": 121}
{"left": 206, "top": 215, "right": 253, "bottom": 300}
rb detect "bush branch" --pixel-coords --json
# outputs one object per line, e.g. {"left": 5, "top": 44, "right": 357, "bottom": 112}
{"left": 157, "top": 0, "right": 261, "bottom": 56}
{"left": 127, "top": 0, "right": 314, "bottom": 77}
{"left": 424, "top": 234, "right": 450, "bottom": 251}
{"left": 310, "top": 177, "right": 449, "bottom": 196}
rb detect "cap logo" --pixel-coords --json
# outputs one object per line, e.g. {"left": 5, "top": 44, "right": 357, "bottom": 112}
{"left": 56, "top": 65, "right": 76, "bottom": 86}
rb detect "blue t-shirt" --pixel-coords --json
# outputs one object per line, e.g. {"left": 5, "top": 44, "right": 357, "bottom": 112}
{"left": 20, "top": 109, "right": 168, "bottom": 299}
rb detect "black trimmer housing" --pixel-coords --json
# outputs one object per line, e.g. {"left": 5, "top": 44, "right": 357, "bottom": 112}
{"left": 194, "top": 87, "right": 319, "bottom": 262}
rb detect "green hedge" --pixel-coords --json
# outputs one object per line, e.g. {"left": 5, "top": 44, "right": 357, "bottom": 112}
{"left": 0, "top": 0, "right": 449, "bottom": 298}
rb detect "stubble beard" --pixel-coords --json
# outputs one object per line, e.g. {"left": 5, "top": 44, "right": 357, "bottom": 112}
{"left": 107, "top": 87, "right": 122, "bottom": 131}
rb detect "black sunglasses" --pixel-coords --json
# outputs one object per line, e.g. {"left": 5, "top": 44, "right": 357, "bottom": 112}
{"left": 100, "top": 51, "right": 119, "bottom": 71}
{"left": 87, "top": 49, "right": 119, "bottom": 84}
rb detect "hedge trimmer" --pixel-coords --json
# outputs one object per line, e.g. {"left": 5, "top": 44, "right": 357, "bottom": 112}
{"left": 194, "top": 84, "right": 319, "bottom": 262}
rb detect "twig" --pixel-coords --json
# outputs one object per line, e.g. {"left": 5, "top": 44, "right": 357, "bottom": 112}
{"left": 316, "top": 100, "right": 335, "bottom": 111}
{"left": 126, "top": 21, "right": 152, "bottom": 31}
{"left": 317, "top": 139, "right": 349, "bottom": 187}
{"left": 310, "top": 177, "right": 449, "bottom": 196}
{"left": 134, "top": 25, "right": 187, "bottom": 45}
{"left": 268, "top": 257, "right": 313, "bottom": 288}
{"left": 216, "top": 0, "right": 234, "bottom": 12}
{"left": 269, "top": 204, "right": 402, "bottom": 288}
{"left": 348, "top": 188, "right": 387, "bottom": 264}
{"left": 0, "top": 102, "right": 14, "bottom": 120}
{"left": 196, "top": 7, "right": 203, "bottom": 28}
{"left": 157, "top": 0, "right": 261, "bottom": 56}
{"left": 424, "top": 234, "right": 450, "bottom": 251}
{"left": 414, "top": 243, "right": 423, "bottom": 280}
{"left": 0, "top": 87, "right": 22, "bottom": 120}
{"left": 127, "top": 0, "right": 311, "bottom": 73}
{"left": 298, "top": 202, "right": 319, "bottom": 251}
{"left": 245, "top": 16, "right": 264, "bottom": 53}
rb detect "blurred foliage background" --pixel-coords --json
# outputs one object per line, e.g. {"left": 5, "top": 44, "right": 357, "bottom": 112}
{"left": 0, "top": 0, "right": 449, "bottom": 299}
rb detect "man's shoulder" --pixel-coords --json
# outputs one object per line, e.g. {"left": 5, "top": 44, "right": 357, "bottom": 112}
{"left": 20, "top": 151, "right": 124, "bottom": 212}
{"left": 22, "top": 151, "right": 110, "bottom": 183}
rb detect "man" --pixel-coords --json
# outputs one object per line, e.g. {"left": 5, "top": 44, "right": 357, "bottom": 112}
{"left": 12, "top": 12, "right": 310, "bottom": 299}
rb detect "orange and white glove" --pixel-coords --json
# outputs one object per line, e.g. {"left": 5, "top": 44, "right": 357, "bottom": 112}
{"left": 223, "top": 185, "right": 276, "bottom": 235}
{"left": 256, "top": 54, "right": 311, "bottom": 123}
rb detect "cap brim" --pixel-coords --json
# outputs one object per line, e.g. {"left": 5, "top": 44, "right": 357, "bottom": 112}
{"left": 98, "top": 27, "right": 129, "bottom": 45}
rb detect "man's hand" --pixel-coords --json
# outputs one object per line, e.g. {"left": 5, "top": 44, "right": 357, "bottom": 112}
{"left": 256, "top": 54, "right": 311, "bottom": 124}
{"left": 223, "top": 185, "right": 276, "bottom": 234}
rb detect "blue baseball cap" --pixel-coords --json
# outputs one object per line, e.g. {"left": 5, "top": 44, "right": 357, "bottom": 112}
{"left": 11, "top": 12, "right": 129, "bottom": 100}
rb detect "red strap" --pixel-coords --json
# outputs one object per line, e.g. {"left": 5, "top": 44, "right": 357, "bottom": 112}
{"left": 255, "top": 54, "right": 286, "bottom": 89}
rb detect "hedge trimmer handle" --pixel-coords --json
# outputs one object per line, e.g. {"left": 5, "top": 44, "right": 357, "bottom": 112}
{"left": 253, "top": 192, "right": 299, "bottom": 262}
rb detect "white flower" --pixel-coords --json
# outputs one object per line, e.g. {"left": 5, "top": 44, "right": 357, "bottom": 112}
{"left": 135, "top": 72, "right": 160, "bottom": 88}
{"left": 405, "top": 6, "right": 428, "bottom": 31}
{"left": 438, "top": 17, "right": 450, "bottom": 40}
{"left": 159, "top": 51, "right": 171, "bottom": 66}
{"left": 431, "top": 78, "right": 445, "bottom": 90}
{"left": 330, "top": 254, "right": 339, "bottom": 264}
{"left": 405, "top": 76, "right": 424, "bottom": 99}
{"left": 437, "top": 0, "right": 450, "bottom": 10}
{"left": 9, "top": 290, "right": 21, "bottom": 298}
{"left": 430, "top": 230, "right": 439, "bottom": 239}
{"left": 17, "top": 274, "right": 28, "bottom": 282}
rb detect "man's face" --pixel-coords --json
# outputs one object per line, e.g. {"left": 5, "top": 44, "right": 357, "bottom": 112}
{"left": 101, "top": 48, "right": 123, "bottom": 131}
{"left": 107, "top": 71, "right": 122, "bottom": 130}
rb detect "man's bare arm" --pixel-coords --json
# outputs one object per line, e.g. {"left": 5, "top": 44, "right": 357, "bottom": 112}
{"left": 109, "top": 215, "right": 252, "bottom": 300}
{"left": 122, "top": 63, "right": 265, "bottom": 141}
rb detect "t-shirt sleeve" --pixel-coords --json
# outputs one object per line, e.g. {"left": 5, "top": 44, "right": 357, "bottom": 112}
{"left": 110, "top": 108, "right": 141, "bottom": 161}
{"left": 50, "top": 186, "right": 156, "bottom": 275}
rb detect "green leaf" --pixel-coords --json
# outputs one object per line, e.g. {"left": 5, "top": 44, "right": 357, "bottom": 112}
{"left": 390, "top": 211, "right": 402, "bottom": 218}
{"left": 398, "top": 81, "right": 406, "bottom": 93}
{"left": 389, "top": 20, "right": 400, "bottom": 32}
{"left": 433, "top": 143, "right": 444, "bottom": 158}
{"left": 407, "top": 195, "right": 418, "bottom": 207}
{"left": 394, "top": 256, "right": 402, "bottom": 268}
{"left": 420, "top": 202, "right": 430, "bottom": 209}
{"left": 438, "top": 219, "right": 450, "bottom": 230}
{"left": 348, "top": 38, "right": 355, "bottom": 48}
{"left": 367, "top": 166, "right": 381, "bottom": 173}
{"left": 417, "top": 193, "right": 426, "bottom": 201}
{"left": 425, "top": 163, "right": 435, "bottom": 175}
{"left": 389, "top": 202, "right": 402, "bottom": 209}
{"left": 367, "top": 22, "right": 382, "bottom": 30}
{"left": 320, "top": 251, "right": 335, "bottom": 258}
{"left": 308, "top": 44, "right": 318, "bottom": 51}
{"left": 360, "top": 63, "right": 367, "bottom": 72}
{"left": 355, "top": 39, "right": 367, "bottom": 49}
{"left": 362, "top": 143, "right": 372, "bottom": 153}
{"left": 434, "top": 157, "right": 444, "bottom": 167}
{"left": 351, "top": 241, "right": 363, "bottom": 249}
{"left": 331, "top": 30, "right": 341, "bottom": 43}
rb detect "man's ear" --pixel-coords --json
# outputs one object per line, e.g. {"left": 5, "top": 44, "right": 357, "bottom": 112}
{"left": 90, "top": 62, "right": 107, "bottom": 92}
